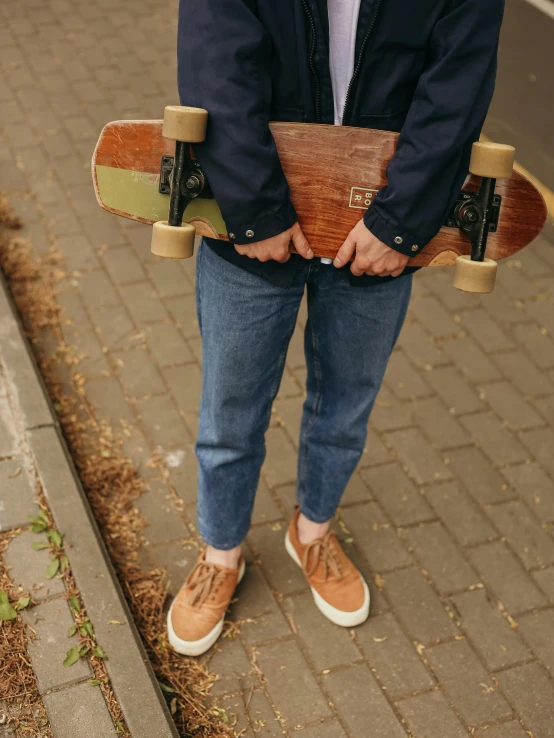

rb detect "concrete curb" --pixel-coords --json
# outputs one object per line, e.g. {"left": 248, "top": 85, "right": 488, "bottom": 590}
{"left": 0, "top": 268, "right": 179, "bottom": 738}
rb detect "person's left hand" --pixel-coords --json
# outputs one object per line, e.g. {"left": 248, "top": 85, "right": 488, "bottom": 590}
{"left": 333, "top": 219, "right": 409, "bottom": 277}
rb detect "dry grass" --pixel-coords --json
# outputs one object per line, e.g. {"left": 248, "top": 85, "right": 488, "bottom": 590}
{"left": 0, "top": 196, "right": 234, "bottom": 738}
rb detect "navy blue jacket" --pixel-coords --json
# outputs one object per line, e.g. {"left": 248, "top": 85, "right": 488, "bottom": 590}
{"left": 177, "top": 0, "right": 504, "bottom": 285}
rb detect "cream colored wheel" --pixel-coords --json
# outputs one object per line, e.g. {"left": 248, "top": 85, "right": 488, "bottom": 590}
{"left": 162, "top": 106, "right": 208, "bottom": 142}
{"left": 470, "top": 142, "right": 515, "bottom": 179}
{"left": 151, "top": 221, "right": 196, "bottom": 259}
{"left": 453, "top": 254, "right": 497, "bottom": 294}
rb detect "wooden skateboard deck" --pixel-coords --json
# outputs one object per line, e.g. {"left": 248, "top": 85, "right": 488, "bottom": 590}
{"left": 92, "top": 120, "right": 547, "bottom": 267}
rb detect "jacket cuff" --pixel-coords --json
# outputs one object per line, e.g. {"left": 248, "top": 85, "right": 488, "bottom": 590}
{"left": 364, "top": 205, "right": 425, "bottom": 257}
{"left": 228, "top": 201, "right": 298, "bottom": 245}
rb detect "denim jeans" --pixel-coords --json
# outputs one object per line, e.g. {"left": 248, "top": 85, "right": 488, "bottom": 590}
{"left": 195, "top": 241, "right": 412, "bottom": 549}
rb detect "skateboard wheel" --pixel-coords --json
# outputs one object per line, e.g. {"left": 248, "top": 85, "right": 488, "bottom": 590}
{"left": 453, "top": 254, "right": 497, "bottom": 294}
{"left": 470, "top": 142, "right": 515, "bottom": 179}
{"left": 151, "top": 220, "right": 196, "bottom": 259}
{"left": 162, "top": 106, "right": 208, "bottom": 143}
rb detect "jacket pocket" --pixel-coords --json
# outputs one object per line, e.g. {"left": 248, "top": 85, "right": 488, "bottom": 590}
{"left": 358, "top": 108, "right": 410, "bottom": 133}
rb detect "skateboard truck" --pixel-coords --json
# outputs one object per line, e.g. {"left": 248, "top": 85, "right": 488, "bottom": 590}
{"left": 452, "top": 141, "right": 515, "bottom": 293}
{"left": 151, "top": 106, "right": 209, "bottom": 259}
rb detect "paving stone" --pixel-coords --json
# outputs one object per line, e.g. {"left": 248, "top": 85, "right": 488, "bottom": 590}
{"left": 164, "top": 294, "right": 199, "bottom": 338}
{"left": 535, "top": 394, "right": 554, "bottom": 425}
{"left": 474, "top": 723, "right": 529, "bottom": 738}
{"left": 532, "top": 567, "right": 554, "bottom": 603}
{"left": 80, "top": 210, "right": 126, "bottom": 248}
{"left": 370, "top": 386, "right": 413, "bottom": 431}
{"left": 101, "top": 245, "right": 146, "bottom": 284}
{"left": 77, "top": 270, "right": 120, "bottom": 310}
{"left": 383, "top": 567, "right": 458, "bottom": 644}
{"left": 247, "top": 523, "right": 306, "bottom": 596}
{"left": 518, "top": 609, "right": 554, "bottom": 676}
{"left": 458, "top": 307, "right": 514, "bottom": 352}
{"left": 412, "top": 296, "right": 462, "bottom": 338}
{"left": 440, "top": 336, "right": 502, "bottom": 383}
{"left": 167, "top": 442, "right": 198, "bottom": 505}
{"left": 385, "top": 351, "right": 433, "bottom": 400}
{"left": 385, "top": 428, "right": 452, "bottom": 484}
{"left": 479, "top": 381, "right": 544, "bottom": 430}
{"left": 520, "top": 427, "right": 554, "bottom": 479}
{"left": 450, "top": 589, "right": 530, "bottom": 671}
{"left": 207, "top": 637, "right": 256, "bottom": 696}
{"left": 497, "top": 662, "right": 554, "bottom": 738}
{"left": 406, "top": 522, "right": 478, "bottom": 594}
{"left": 425, "top": 482, "right": 495, "bottom": 547}
{"left": 426, "top": 639, "right": 511, "bottom": 725}
{"left": 251, "top": 479, "right": 282, "bottom": 525}
{"left": 149, "top": 540, "right": 198, "bottom": 596}
{"left": 359, "top": 425, "right": 393, "bottom": 467}
{"left": 294, "top": 720, "right": 347, "bottom": 738}
{"left": 446, "top": 447, "right": 514, "bottom": 505}
{"left": 338, "top": 470, "right": 373, "bottom": 506}
{"left": 282, "top": 592, "right": 360, "bottom": 672}
{"left": 4, "top": 530, "right": 66, "bottom": 601}
{"left": 0, "top": 459, "right": 37, "bottom": 532}
{"left": 486, "top": 500, "right": 554, "bottom": 569}
{"left": 135, "top": 481, "right": 190, "bottom": 545}
{"left": 22, "top": 597, "right": 91, "bottom": 691}
{"left": 323, "top": 663, "right": 405, "bottom": 738}
{"left": 513, "top": 322, "right": 554, "bottom": 370}
{"left": 492, "top": 350, "right": 554, "bottom": 397}
{"left": 355, "top": 612, "right": 434, "bottom": 698}
{"left": 397, "top": 320, "right": 448, "bottom": 368}
{"left": 410, "top": 397, "right": 470, "bottom": 449}
{"left": 43, "top": 681, "right": 116, "bottom": 738}
{"left": 113, "top": 347, "right": 166, "bottom": 397}
{"left": 84, "top": 376, "right": 135, "bottom": 426}
{"left": 162, "top": 363, "right": 202, "bottom": 414}
{"left": 230, "top": 565, "right": 291, "bottom": 644}
{"left": 460, "top": 412, "right": 529, "bottom": 466}
{"left": 69, "top": 331, "right": 111, "bottom": 376}
{"left": 256, "top": 639, "right": 331, "bottom": 728}
{"left": 263, "top": 428, "right": 297, "bottom": 487}
{"left": 396, "top": 690, "right": 467, "bottom": 738}
{"left": 360, "top": 463, "right": 434, "bottom": 527}
{"left": 143, "top": 322, "right": 194, "bottom": 366}
{"left": 468, "top": 542, "right": 547, "bottom": 614}
{"left": 341, "top": 502, "right": 413, "bottom": 572}
{"left": 120, "top": 282, "right": 169, "bottom": 324}
{"left": 136, "top": 394, "right": 192, "bottom": 449}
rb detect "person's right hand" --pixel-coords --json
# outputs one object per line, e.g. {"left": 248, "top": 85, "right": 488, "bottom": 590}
{"left": 234, "top": 222, "right": 313, "bottom": 263}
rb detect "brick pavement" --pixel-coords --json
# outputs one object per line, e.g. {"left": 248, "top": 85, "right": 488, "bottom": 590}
{"left": 1, "top": 0, "right": 554, "bottom": 735}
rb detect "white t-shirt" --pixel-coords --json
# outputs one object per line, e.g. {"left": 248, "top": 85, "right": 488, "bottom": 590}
{"left": 328, "top": 0, "right": 362, "bottom": 125}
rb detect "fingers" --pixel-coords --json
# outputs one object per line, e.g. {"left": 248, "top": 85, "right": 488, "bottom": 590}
{"left": 291, "top": 224, "right": 314, "bottom": 259}
{"left": 334, "top": 235, "right": 356, "bottom": 268}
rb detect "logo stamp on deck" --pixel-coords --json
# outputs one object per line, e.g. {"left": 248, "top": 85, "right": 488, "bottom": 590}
{"left": 349, "top": 187, "right": 378, "bottom": 209}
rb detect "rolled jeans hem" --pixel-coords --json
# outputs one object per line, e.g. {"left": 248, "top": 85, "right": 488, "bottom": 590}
{"left": 198, "top": 524, "right": 248, "bottom": 551}
{"left": 299, "top": 503, "right": 336, "bottom": 525}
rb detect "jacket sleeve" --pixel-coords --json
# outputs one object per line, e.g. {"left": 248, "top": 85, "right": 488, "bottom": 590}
{"left": 177, "top": 0, "right": 297, "bottom": 245}
{"left": 364, "top": 0, "right": 505, "bottom": 257}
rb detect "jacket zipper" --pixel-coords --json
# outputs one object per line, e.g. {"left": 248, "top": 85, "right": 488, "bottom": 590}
{"left": 301, "top": 0, "right": 321, "bottom": 123}
{"left": 342, "top": 0, "right": 383, "bottom": 125}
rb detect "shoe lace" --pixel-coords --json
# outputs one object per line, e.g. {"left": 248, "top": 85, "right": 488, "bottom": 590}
{"left": 186, "top": 560, "right": 225, "bottom": 608}
{"left": 302, "top": 532, "right": 343, "bottom": 582}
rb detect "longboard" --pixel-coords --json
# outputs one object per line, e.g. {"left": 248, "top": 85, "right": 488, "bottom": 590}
{"left": 92, "top": 120, "right": 547, "bottom": 269}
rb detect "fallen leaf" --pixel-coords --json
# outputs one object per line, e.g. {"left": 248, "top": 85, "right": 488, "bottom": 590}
{"left": 63, "top": 646, "right": 81, "bottom": 667}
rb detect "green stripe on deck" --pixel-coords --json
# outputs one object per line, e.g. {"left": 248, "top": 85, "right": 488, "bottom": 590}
{"left": 95, "top": 164, "right": 227, "bottom": 234}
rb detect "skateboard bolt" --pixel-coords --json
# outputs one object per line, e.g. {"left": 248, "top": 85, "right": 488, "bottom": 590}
{"left": 186, "top": 176, "right": 200, "bottom": 190}
{"left": 394, "top": 236, "right": 403, "bottom": 245}
{"left": 246, "top": 230, "right": 255, "bottom": 238}
{"left": 411, "top": 244, "right": 419, "bottom": 252}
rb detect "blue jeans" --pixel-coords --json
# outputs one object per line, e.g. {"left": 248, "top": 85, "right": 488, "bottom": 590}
{"left": 195, "top": 241, "right": 412, "bottom": 549}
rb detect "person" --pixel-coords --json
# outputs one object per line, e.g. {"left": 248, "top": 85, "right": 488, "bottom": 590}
{"left": 167, "top": 0, "right": 505, "bottom": 656}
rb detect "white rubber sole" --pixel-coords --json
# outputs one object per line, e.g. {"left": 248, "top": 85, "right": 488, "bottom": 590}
{"left": 285, "top": 532, "right": 370, "bottom": 628}
{"left": 167, "top": 559, "right": 246, "bottom": 657}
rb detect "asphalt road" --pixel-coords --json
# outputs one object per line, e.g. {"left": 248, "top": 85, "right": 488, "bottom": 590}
{"left": 483, "top": 0, "right": 554, "bottom": 193}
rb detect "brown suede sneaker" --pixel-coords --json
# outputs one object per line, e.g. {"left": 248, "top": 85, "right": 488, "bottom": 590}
{"left": 285, "top": 508, "right": 370, "bottom": 627}
{"left": 167, "top": 551, "right": 245, "bottom": 656}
